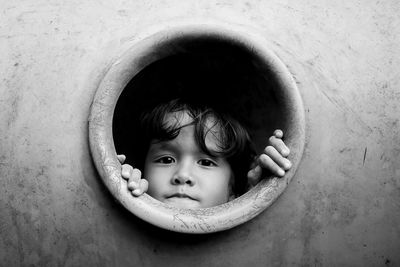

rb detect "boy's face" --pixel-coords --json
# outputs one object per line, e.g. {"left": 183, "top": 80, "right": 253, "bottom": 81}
{"left": 144, "top": 111, "right": 233, "bottom": 209}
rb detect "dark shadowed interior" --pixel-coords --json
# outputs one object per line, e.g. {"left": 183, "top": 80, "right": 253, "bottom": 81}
{"left": 113, "top": 36, "right": 289, "bottom": 176}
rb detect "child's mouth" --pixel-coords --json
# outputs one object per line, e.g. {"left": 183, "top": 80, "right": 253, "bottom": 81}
{"left": 164, "top": 193, "right": 200, "bottom": 208}
{"left": 167, "top": 193, "right": 196, "bottom": 201}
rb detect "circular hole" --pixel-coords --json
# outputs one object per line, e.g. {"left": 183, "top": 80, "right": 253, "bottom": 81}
{"left": 89, "top": 24, "right": 305, "bottom": 233}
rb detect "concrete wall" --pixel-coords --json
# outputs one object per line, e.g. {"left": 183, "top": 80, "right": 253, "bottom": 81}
{"left": 1, "top": 0, "right": 399, "bottom": 266}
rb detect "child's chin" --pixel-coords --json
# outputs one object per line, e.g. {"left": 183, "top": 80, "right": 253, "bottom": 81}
{"left": 164, "top": 197, "right": 202, "bottom": 209}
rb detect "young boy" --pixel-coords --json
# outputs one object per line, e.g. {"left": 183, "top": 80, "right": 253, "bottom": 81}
{"left": 118, "top": 98, "right": 291, "bottom": 209}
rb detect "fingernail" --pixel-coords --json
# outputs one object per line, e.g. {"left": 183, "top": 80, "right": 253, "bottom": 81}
{"left": 132, "top": 189, "right": 141, "bottom": 195}
{"left": 278, "top": 168, "right": 285, "bottom": 177}
{"left": 285, "top": 160, "right": 292, "bottom": 170}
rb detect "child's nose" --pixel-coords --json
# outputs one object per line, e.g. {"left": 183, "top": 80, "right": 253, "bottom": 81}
{"left": 172, "top": 163, "right": 195, "bottom": 186}
{"left": 172, "top": 176, "right": 194, "bottom": 186}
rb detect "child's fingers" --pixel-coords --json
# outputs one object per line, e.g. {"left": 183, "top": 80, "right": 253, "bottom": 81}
{"left": 258, "top": 154, "right": 286, "bottom": 177}
{"left": 247, "top": 165, "right": 262, "bottom": 186}
{"left": 141, "top": 179, "right": 149, "bottom": 192}
{"left": 121, "top": 164, "right": 133, "bottom": 180}
{"left": 268, "top": 136, "right": 290, "bottom": 157}
{"left": 129, "top": 168, "right": 142, "bottom": 183}
{"left": 127, "top": 179, "right": 138, "bottom": 191}
{"left": 131, "top": 179, "right": 149, "bottom": 196}
{"left": 127, "top": 169, "right": 142, "bottom": 190}
{"left": 121, "top": 164, "right": 146, "bottom": 197}
{"left": 264, "top": 146, "right": 292, "bottom": 170}
{"left": 117, "top": 154, "right": 126, "bottom": 164}
{"left": 273, "top": 129, "right": 283, "bottom": 139}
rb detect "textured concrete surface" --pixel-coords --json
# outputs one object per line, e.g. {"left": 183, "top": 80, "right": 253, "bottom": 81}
{"left": 1, "top": 0, "right": 399, "bottom": 266}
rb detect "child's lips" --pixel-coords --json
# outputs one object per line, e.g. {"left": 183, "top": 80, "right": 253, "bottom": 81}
{"left": 165, "top": 193, "right": 200, "bottom": 208}
{"left": 167, "top": 193, "right": 197, "bottom": 201}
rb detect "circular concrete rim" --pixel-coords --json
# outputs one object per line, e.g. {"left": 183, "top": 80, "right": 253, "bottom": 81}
{"left": 89, "top": 23, "right": 305, "bottom": 234}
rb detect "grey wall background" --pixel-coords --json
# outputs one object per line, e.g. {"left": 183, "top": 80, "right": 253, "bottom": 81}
{"left": 1, "top": 0, "right": 399, "bottom": 266}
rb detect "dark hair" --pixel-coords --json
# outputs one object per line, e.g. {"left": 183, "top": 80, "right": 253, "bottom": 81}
{"left": 136, "top": 98, "right": 256, "bottom": 196}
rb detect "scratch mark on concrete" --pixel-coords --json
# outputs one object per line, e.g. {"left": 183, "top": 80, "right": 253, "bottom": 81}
{"left": 363, "top": 147, "right": 367, "bottom": 166}
{"left": 173, "top": 214, "right": 189, "bottom": 229}
{"left": 320, "top": 88, "right": 372, "bottom": 135}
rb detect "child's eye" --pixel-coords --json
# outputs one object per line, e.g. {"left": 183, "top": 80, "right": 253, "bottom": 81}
{"left": 155, "top": 156, "right": 175, "bottom": 164}
{"left": 198, "top": 159, "right": 217, "bottom": 167}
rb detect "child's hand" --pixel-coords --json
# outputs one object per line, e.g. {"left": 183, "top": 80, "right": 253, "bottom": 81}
{"left": 247, "top": 130, "right": 292, "bottom": 186}
{"left": 118, "top": 154, "right": 149, "bottom": 196}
